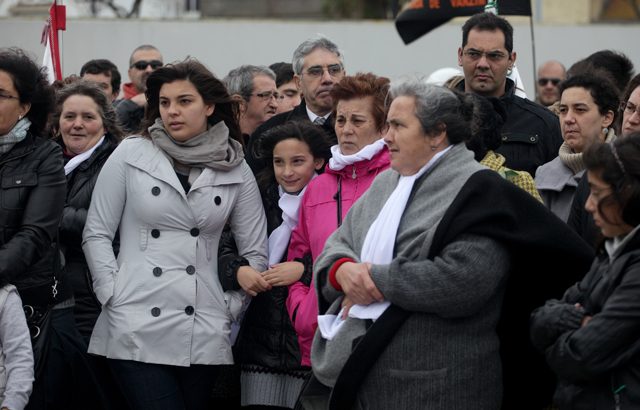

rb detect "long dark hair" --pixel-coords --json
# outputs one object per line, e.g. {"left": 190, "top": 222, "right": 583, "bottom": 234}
{"left": 143, "top": 59, "right": 242, "bottom": 144}
{"left": 255, "top": 120, "right": 331, "bottom": 191}
{"left": 584, "top": 133, "right": 640, "bottom": 227}
{"left": 0, "top": 48, "right": 55, "bottom": 136}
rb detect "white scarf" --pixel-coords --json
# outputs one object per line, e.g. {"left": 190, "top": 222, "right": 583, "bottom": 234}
{"left": 267, "top": 174, "right": 317, "bottom": 266}
{"left": 64, "top": 135, "right": 105, "bottom": 175}
{"left": 328, "top": 139, "right": 386, "bottom": 171}
{"left": 318, "top": 146, "right": 452, "bottom": 339}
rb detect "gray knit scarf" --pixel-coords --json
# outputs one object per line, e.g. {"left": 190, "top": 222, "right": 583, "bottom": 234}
{"left": 0, "top": 118, "right": 31, "bottom": 154}
{"left": 559, "top": 128, "right": 616, "bottom": 175}
{"left": 149, "top": 118, "right": 244, "bottom": 171}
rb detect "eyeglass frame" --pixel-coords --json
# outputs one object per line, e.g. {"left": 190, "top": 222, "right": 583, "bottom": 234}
{"left": 300, "top": 64, "right": 344, "bottom": 79}
{"left": 538, "top": 78, "right": 562, "bottom": 87}
{"left": 461, "top": 48, "right": 509, "bottom": 63}
{"left": 620, "top": 100, "right": 640, "bottom": 116}
{"left": 252, "top": 91, "right": 280, "bottom": 102}
{"left": 130, "top": 59, "right": 163, "bottom": 70}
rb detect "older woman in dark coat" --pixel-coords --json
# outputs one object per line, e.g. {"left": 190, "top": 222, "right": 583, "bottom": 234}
{"left": 53, "top": 81, "right": 123, "bottom": 341}
{"left": 306, "top": 79, "right": 594, "bottom": 410}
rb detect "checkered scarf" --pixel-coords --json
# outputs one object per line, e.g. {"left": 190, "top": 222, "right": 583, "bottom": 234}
{"left": 0, "top": 118, "right": 31, "bottom": 154}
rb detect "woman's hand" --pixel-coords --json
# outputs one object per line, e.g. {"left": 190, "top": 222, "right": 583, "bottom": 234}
{"left": 336, "top": 262, "right": 384, "bottom": 305}
{"left": 237, "top": 265, "right": 271, "bottom": 296}
{"left": 575, "top": 303, "right": 592, "bottom": 326}
{"left": 341, "top": 296, "right": 355, "bottom": 319}
{"left": 262, "top": 262, "right": 304, "bottom": 287}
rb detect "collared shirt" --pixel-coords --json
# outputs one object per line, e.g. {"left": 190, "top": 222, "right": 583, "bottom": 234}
{"left": 306, "top": 106, "right": 330, "bottom": 124}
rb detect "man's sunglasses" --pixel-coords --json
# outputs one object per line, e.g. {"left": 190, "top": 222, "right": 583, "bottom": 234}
{"left": 131, "top": 60, "right": 163, "bottom": 70}
{"left": 537, "top": 78, "right": 561, "bottom": 87}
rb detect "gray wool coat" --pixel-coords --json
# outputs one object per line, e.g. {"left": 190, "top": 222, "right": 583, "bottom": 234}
{"left": 312, "top": 143, "right": 510, "bottom": 410}
{"left": 535, "top": 156, "right": 583, "bottom": 223}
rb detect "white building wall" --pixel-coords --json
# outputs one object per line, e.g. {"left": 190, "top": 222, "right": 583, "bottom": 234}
{"left": 0, "top": 17, "right": 638, "bottom": 97}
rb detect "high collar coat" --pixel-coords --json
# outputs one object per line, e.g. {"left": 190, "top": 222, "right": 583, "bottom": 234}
{"left": 82, "top": 136, "right": 268, "bottom": 366}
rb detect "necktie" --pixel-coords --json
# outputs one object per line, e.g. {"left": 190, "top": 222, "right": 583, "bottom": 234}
{"left": 313, "top": 117, "right": 326, "bottom": 126}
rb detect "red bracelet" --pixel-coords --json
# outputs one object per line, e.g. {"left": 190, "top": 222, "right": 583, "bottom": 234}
{"left": 328, "top": 257, "right": 354, "bottom": 291}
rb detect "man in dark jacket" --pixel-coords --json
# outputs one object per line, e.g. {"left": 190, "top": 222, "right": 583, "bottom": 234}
{"left": 115, "top": 44, "right": 163, "bottom": 134}
{"left": 246, "top": 35, "right": 344, "bottom": 174}
{"left": 456, "top": 12, "right": 562, "bottom": 176}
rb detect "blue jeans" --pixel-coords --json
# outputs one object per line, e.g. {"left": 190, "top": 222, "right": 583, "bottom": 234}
{"left": 108, "top": 359, "right": 221, "bottom": 410}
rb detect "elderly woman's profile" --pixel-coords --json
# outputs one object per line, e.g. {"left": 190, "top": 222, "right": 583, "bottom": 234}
{"left": 302, "top": 78, "right": 594, "bottom": 410}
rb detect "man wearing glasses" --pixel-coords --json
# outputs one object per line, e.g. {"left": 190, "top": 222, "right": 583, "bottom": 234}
{"left": 116, "top": 44, "right": 163, "bottom": 133}
{"left": 535, "top": 60, "right": 566, "bottom": 107}
{"left": 246, "top": 35, "right": 344, "bottom": 174}
{"left": 223, "top": 65, "right": 278, "bottom": 143}
{"left": 456, "top": 13, "right": 562, "bottom": 177}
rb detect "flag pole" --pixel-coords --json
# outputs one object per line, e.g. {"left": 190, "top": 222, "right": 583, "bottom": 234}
{"left": 41, "top": 0, "right": 66, "bottom": 83}
{"left": 59, "top": 0, "right": 64, "bottom": 77}
{"left": 529, "top": 11, "right": 538, "bottom": 89}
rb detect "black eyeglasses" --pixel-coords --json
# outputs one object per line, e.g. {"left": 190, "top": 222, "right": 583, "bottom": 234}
{"left": 537, "top": 78, "right": 561, "bottom": 87}
{"left": 130, "top": 60, "right": 163, "bottom": 70}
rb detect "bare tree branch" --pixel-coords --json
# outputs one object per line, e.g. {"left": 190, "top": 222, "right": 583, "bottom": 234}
{"left": 87, "top": 0, "right": 142, "bottom": 19}
{"left": 126, "top": 0, "right": 143, "bottom": 18}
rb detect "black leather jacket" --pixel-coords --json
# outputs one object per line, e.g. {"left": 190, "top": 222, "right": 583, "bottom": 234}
{"left": 59, "top": 135, "right": 118, "bottom": 338}
{"left": 0, "top": 133, "right": 68, "bottom": 305}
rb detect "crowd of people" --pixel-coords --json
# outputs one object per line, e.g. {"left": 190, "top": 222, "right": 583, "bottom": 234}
{"left": 1, "top": 10, "right": 640, "bottom": 410}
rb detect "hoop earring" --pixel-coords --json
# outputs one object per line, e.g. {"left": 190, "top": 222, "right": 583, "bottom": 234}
{"left": 603, "top": 127, "right": 609, "bottom": 135}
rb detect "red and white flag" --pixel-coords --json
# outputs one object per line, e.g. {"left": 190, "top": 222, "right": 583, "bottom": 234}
{"left": 41, "top": 1, "right": 66, "bottom": 83}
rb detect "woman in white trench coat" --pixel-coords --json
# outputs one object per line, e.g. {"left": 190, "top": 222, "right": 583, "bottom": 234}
{"left": 82, "top": 59, "right": 268, "bottom": 410}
